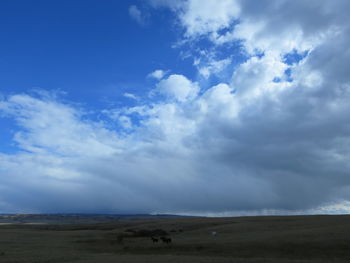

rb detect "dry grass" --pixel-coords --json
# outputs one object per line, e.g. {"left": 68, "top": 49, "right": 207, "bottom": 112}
{"left": 1, "top": 215, "right": 350, "bottom": 262}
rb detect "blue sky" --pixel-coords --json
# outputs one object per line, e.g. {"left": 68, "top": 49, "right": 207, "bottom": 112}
{"left": 0, "top": 0, "right": 180, "bottom": 102}
{"left": 1, "top": 0, "right": 350, "bottom": 215}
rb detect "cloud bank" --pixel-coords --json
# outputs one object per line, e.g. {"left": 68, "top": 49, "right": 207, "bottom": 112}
{"left": 1, "top": 0, "right": 350, "bottom": 214}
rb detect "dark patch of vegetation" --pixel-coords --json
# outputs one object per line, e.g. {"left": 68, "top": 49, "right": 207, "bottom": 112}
{"left": 128, "top": 228, "right": 168, "bottom": 237}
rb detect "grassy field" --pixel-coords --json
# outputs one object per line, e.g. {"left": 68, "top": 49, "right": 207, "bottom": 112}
{"left": 1, "top": 215, "right": 350, "bottom": 262}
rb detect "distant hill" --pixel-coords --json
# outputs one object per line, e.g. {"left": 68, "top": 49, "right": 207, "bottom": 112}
{"left": 0, "top": 213, "right": 192, "bottom": 225}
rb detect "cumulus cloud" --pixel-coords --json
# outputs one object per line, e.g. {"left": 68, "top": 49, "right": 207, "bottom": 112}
{"left": 1, "top": 0, "right": 350, "bottom": 214}
{"left": 156, "top": 74, "right": 199, "bottom": 102}
{"left": 148, "top": 69, "right": 167, "bottom": 80}
{"left": 179, "top": 0, "right": 240, "bottom": 38}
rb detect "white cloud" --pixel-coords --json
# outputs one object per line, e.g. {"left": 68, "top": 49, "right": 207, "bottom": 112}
{"left": 0, "top": 94, "right": 122, "bottom": 157}
{"left": 198, "top": 57, "right": 232, "bottom": 79}
{"left": 232, "top": 55, "right": 289, "bottom": 100}
{"left": 118, "top": 115, "right": 133, "bottom": 130}
{"left": 179, "top": 0, "right": 240, "bottom": 37}
{"left": 123, "top": 92, "right": 139, "bottom": 101}
{"left": 156, "top": 74, "right": 199, "bottom": 102}
{"left": 148, "top": 69, "right": 166, "bottom": 80}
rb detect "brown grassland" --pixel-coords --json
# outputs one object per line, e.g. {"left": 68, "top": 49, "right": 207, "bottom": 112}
{"left": 1, "top": 215, "right": 350, "bottom": 262}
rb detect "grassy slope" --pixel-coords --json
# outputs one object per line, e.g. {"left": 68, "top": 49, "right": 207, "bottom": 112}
{"left": 0, "top": 215, "right": 350, "bottom": 262}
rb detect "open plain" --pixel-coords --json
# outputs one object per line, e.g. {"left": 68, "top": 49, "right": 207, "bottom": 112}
{"left": 0, "top": 215, "right": 350, "bottom": 262}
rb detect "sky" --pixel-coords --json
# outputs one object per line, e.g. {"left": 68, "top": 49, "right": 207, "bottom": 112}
{"left": 0, "top": 0, "right": 350, "bottom": 215}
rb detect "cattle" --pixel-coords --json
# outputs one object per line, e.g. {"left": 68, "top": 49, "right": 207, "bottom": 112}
{"left": 151, "top": 236, "right": 158, "bottom": 243}
{"left": 160, "top": 236, "right": 172, "bottom": 244}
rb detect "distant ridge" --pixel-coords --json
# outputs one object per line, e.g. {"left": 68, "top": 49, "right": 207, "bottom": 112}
{"left": 0, "top": 213, "right": 197, "bottom": 225}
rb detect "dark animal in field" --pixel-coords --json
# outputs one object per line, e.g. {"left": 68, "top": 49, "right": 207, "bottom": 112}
{"left": 160, "top": 236, "right": 172, "bottom": 244}
{"left": 130, "top": 228, "right": 168, "bottom": 237}
{"left": 151, "top": 236, "right": 158, "bottom": 243}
